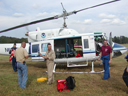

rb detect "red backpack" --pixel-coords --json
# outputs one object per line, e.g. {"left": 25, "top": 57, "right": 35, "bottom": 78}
{"left": 57, "top": 80, "right": 70, "bottom": 92}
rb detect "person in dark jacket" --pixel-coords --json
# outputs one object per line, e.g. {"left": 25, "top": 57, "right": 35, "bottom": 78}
{"left": 122, "top": 54, "right": 128, "bottom": 94}
{"left": 9, "top": 43, "right": 17, "bottom": 72}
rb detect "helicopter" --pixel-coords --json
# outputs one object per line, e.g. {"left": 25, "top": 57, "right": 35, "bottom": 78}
{"left": 0, "top": 0, "right": 127, "bottom": 73}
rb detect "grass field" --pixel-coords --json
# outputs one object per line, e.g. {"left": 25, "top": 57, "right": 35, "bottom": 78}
{"left": 0, "top": 44, "right": 128, "bottom": 96}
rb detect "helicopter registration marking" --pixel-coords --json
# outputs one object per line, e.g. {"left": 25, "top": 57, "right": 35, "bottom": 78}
{"left": 5, "top": 48, "right": 11, "bottom": 52}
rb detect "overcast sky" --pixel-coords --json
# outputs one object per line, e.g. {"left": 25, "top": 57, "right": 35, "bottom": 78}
{"left": 0, "top": 0, "right": 128, "bottom": 38}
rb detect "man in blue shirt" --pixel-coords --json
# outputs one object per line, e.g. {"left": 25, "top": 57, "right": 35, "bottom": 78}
{"left": 9, "top": 43, "right": 17, "bottom": 72}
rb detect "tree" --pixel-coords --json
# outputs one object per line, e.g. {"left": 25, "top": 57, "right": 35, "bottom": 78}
{"left": 0, "top": 36, "right": 28, "bottom": 43}
{"left": 112, "top": 36, "right": 128, "bottom": 44}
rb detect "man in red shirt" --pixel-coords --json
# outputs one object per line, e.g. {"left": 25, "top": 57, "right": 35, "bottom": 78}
{"left": 98, "top": 40, "right": 112, "bottom": 80}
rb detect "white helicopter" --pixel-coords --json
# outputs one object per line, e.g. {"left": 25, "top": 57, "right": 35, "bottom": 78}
{"left": 0, "top": 0, "right": 127, "bottom": 73}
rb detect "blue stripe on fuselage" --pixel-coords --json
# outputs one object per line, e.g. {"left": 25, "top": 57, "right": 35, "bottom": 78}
{"left": 83, "top": 51, "right": 95, "bottom": 54}
{"left": 113, "top": 43, "right": 127, "bottom": 51}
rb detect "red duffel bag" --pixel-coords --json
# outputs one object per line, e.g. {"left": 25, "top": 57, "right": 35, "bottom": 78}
{"left": 57, "top": 80, "right": 70, "bottom": 92}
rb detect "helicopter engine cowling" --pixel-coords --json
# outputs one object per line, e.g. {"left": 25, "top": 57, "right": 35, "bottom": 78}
{"left": 25, "top": 31, "right": 38, "bottom": 42}
{"left": 58, "top": 28, "right": 79, "bottom": 36}
{"left": 26, "top": 28, "right": 79, "bottom": 42}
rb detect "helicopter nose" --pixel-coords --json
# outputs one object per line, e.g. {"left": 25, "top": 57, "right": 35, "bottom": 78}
{"left": 113, "top": 43, "right": 127, "bottom": 57}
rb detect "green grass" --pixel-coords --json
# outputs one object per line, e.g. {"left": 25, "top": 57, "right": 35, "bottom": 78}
{"left": 0, "top": 44, "right": 128, "bottom": 96}
{"left": 122, "top": 44, "right": 128, "bottom": 48}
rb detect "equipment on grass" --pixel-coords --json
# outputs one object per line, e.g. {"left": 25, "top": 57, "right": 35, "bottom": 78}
{"left": 37, "top": 77, "right": 47, "bottom": 82}
{"left": 57, "top": 80, "right": 70, "bottom": 92}
{"left": 66, "top": 76, "right": 75, "bottom": 90}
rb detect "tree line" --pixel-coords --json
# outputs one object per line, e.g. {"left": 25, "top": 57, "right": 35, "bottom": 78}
{"left": 0, "top": 36, "right": 28, "bottom": 43}
{"left": 112, "top": 36, "right": 128, "bottom": 44}
{"left": 0, "top": 36, "right": 128, "bottom": 44}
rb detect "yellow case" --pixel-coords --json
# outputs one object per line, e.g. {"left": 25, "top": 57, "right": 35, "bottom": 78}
{"left": 37, "top": 77, "right": 47, "bottom": 82}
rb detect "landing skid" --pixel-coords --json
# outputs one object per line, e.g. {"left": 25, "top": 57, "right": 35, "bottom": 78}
{"left": 67, "top": 60, "right": 88, "bottom": 67}
{"left": 46, "top": 61, "right": 104, "bottom": 74}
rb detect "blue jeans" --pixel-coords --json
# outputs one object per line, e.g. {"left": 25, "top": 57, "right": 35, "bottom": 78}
{"left": 101, "top": 55, "right": 110, "bottom": 80}
{"left": 17, "top": 62, "right": 28, "bottom": 89}
{"left": 12, "top": 57, "right": 17, "bottom": 72}
{"left": 103, "top": 59, "right": 110, "bottom": 80}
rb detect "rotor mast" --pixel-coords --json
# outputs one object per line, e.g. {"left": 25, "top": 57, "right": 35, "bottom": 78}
{"left": 61, "top": 3, "right": 67, "bottom": 28}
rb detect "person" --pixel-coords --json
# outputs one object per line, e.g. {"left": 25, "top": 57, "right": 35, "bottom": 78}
{"left": 9, "top": 43, "right": 17, "bottom": 72}
{"left": 122, "top": 54, "right": 128, "bottom": 94}
{"left": 14, "top": 42, "right": 29, "bottom": 89}
{"left": 74, "top": 41, "right": 77, "bottom": 46}
{"left": 98, "top": 40, "right": 112, "bottom": 80}
{"left": 39, "top": 43, "right": 55, "bottom": 85}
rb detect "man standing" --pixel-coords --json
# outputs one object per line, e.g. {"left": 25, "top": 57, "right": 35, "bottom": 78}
{"left": 123, "top": 65, "right": 128, "bottom": 94}
{"left": 9, "top": 43, "right": 17, "bottom": 72}
{"left": 40, "top": 43, "right": 55, "bottom": 85}
{"left": 98, "top": 40, "right": 112, "bottom": 80}
{"left": 122, "top": 54, "right": 128, "bottom": 94}
{"left": 14, "top": 42, "right": 28, "bottom": 89}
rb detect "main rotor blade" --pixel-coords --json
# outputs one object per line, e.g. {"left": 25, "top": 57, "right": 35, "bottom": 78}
{"left": 75, "top": 0, "right": 120, "bottom": 13}
{"left": 0, "top": 0, "right": 120, "bottom": 33}
{"left": 0, "top": 16, "right": 55, "bottom": 33}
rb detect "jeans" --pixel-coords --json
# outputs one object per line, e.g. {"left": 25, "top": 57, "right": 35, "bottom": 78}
{"left": 17, "top": 62, "right": 28, "bottom": 89}
{"left": 103, "top": 59, "right": 110, "bottom": 80}
{"left": 101, "top": 55, "right": 110, "bottom": 80}
{"left": 12, "top": 57, "right": 17, "bottom": 72}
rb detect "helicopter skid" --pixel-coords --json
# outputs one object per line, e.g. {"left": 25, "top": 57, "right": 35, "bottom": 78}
{"left": 52, "top": 70, "right": 104, "bottom": 74}
{"left": 45, "top": 62, "right": 105, "bottom": 74}
{"left": 67, "top": 63, "right": 88, "bottom": 67}
{"left": 46, "top": 70, "right": 104, "bottom": 74}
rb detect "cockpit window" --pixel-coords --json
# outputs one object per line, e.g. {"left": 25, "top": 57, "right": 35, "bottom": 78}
{"left": 41, "top": 43, "right": 48, "bottom": 52}
{"left": 32, "top": 44, "right": 39, "bottom": 53}
{"left": 94, "top": 36, "right": 104, "bottom": 43}
{"left": 104, "top": 33, "right": 108, "bottom": 41}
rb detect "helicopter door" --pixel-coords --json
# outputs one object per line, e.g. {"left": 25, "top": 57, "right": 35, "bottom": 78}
{"left": 82, "top": 36, "right": 96, "bottom": 60}
{"left": 31, "top": 40, "right": 54, "bottom": 61}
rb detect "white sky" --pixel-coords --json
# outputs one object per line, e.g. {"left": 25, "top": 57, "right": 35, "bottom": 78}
{"left": 0, "top": 0, "right": 128, "bottom": 38}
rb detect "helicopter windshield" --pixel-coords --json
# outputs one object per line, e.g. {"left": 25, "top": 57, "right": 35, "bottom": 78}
{"left": 103, "top": 33, "right": 109, "bottom": 41}
{"left": 94, "top": 36, "right": 104, "bottom": 43}
{"left": 94, "top": 32, "right": 109, "bottom": 43}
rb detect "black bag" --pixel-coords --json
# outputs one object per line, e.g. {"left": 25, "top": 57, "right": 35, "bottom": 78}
{"left": 66, "top": 76, "right": 75, "bottom": 90}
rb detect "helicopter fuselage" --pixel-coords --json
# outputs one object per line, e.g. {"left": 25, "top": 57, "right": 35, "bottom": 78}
{"left": 0, "top": 28, "right": 127, "bottom": 65}
{"left": 26, "top": 28, "right": 127, "bottom": 64}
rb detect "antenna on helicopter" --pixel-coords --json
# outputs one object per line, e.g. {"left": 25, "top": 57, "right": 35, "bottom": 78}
{"left": 61, "top": 2, "right": 68, "bottom": 28}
